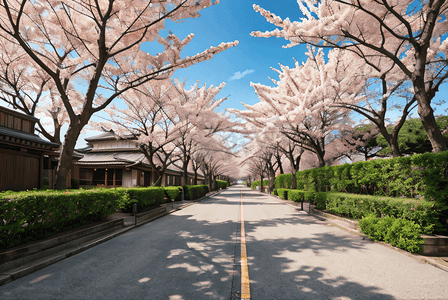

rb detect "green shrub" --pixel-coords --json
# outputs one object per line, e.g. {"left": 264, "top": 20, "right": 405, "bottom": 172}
{"left": 251, "top": 180, "right": 269, "bottom": 189}
{"left": 384, "top": 219, "right": 424, "bottom": 253}
{"left": 314, "top": 192, "right": 327, "bottom": 207}
{"left": 319, "top": 192, "right": 441, "bottom": 234}
{"left": 304, "top": 191, "right": 315, "bottom": 203}
{"left": 183, "top": 185, "right": 209, "bottom": 200}
{"left": 164, "top": 186, "right": 182, "bottom": 201}
{"left": 0, "top": 188, "right": 131, "bottom": 249}
{"left": 121, "top": 187, "right": 166, "bottom": 211}
{"left": 275, "top": 174, "right": 293, "bottom": 189}
{"left": 358, "top": 214, "right": 379, "bottom": 240}
{"left": 216, "top": 180, "right": 229, "bottom": 189}
{"left": 292, "top": 152, "right": 448, "bottom": 205}
{"left": 359, "top": 215, "right": 424, "bottom": 253}
{"left": 277, "top": 188, "right": 289, "bottom": 200}
{"left": 288, "top": 190, "right": 305, "bottom": 202}
{"left": 374, "top": 216, "right": 396, "bottom": 241}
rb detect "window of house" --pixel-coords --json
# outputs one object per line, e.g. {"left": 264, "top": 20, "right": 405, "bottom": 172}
{"left": 115, "top": 169, "right": 123, "bottom": 186}
{"left": 107, "top": 169, "right": 114, "bottom": 186}
{"left": 93, "top": 169, "right": 106, "bottom": 186}
{"left": 0, "top": 112, "right": 4, "bottom": 126}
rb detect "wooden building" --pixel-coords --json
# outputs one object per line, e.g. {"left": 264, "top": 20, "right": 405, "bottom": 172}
{"left": 76, "top": 130, "right": 204, "bottom": 188}
{"left": 0, "top": 106, "right": 59, "bottom": 191}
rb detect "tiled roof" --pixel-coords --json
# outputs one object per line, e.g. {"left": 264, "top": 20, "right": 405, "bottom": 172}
{"left": 0, "top": 126, "right": 60, "bottom": 149}
{"left": 76, "top": 151, "right": 150, "bottom": 166}
{"left": 85, "top": 130, "right": 136, "bottom": 142}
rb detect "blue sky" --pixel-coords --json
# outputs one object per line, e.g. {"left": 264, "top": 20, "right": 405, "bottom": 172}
{"left": 165, "top": 0, "right": 308, "bottom": 112}
{"left": 75, "top": 0, "right": 309, "bottom": 147}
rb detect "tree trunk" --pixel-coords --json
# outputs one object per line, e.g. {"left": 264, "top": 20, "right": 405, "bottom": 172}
{"left": 291, "top": 172, "right": 297, "bottom": 190}
{"left": 317, "top": 153, "right": 325, "bottom": 168}
{"left": 260, "top": 172, "right": 264, "bottom": 192}
{"left": 54, "top": 124, "right": 83, "bottom": 190}
{"left": 182, "top": 156, "right": 190, "bottom": 186}
{"left": 208, "top": 172, "right": 213, "bottom": 191}
{"left": 193, "top": 171, "right": 198, "bottom": 185}
{"left": 380, "top": 127, "right": 401, "bottom": 157}
{"left": 415, "top": 90, "right": 447, "bottom": 152}
{"left": 269, "top": 168, "right": 275, "bottom": 193}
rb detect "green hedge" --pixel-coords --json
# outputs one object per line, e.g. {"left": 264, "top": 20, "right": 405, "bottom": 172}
{"left": 358, "top": 214, "right": 424, "bottom": 253}
{"left": 0, "top": 186, "right": 172, "bottom": 249}
{"left": 274, "top": 174, "right": 293, "bottom": 189}
{"left": 183, "top": 185, "right": 209, "bottom": 200}
{"left": 251, "top": 180, "right": 269, "bottom": 189}
{"left": 273, "top": 189, "right": 443, "bottom": 235}
{"left": 294, "top": 152, "right": 448, "bottom": 204}
{"left": 216, "top": 180, "right": 229, "bottom": 189}
{"left": 276, "top": 188, "right": 289, "bottom": 200}
{"left": 288, "top": 190, "right": 304, "bottom": 202}
{"left": 318, "top": 192, "right": 442, "bottom": 235}
{"left": 123, "top": 187, "right": 166, "bottom": 211}
{"left": 0, "top": 188, "right": 129, "bottom": 249}
{"left": 164, "top": 186, "right": 182, "bottom": 201}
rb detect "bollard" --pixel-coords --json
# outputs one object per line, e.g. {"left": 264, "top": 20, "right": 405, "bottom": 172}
{"left": 133, "top": 203, "right": 138, "bottom": 227}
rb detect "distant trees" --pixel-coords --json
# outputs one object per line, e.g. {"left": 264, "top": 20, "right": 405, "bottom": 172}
{"left": 378, "top": 116, "right": 448, "bottom": 155}
{"left": 102, "top": 78, "right": 236, "bottom": 186}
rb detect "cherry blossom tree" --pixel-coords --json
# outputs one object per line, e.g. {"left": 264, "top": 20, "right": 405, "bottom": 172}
{"left": 101, "top": 80, "right": 181, "bottom": 186}
{"left": 0, "top": 0, "right": 238, "bottom": 189}
{"left": 101, "top": 78, "right": 237, "bottom": 187}
{"left": 195, "top": 136, "right": 236, "bottom": 191}
{"left": 252, "top": 0, "right": 448, "bottom": 152}
{"left": 231, "top": 49, "right": 360, "bottom": 168}
{"left": 0, "top": 43, "right": 68, "bottom": 143}
{"left": 168, "top": 79, "right": 237, "bottom": 186}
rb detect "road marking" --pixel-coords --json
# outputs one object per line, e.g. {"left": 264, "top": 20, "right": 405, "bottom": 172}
{"left": 240, "top": 191, "right": 251, "bottom": 300}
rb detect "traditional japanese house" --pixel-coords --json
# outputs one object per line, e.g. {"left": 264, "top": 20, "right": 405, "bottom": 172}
{"left": 76, "top": 130, "right": 204, "bottom": 187}
{"left": 0, "top": 106, "right": 60, "bottom": 191}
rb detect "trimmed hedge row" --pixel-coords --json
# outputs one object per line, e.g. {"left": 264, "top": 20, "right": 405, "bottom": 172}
{"left": 124, "top": 187, "right": 166, "bottom": 211}
{"left": 1, "top": 188, "right": 125, "bottom": 249}
{"left": 164, "top": 186, "right": 182, "bottom": 201}
{"left": 216, "top": 180, "right": 229, "bottom": 189}
{"left": 183, "top": 185, "right": 209, "bottom": 200}
{"left": 251, "top": 180, "right": 269, "bottom": 189}
{"left": 0, "top": 186, "right": 172, "bottom": 249}
{"left": 273, "top": 189, "right": 442, "bottom": 235}
{"left": 293, "top": 152, "right": 448, "bottom": 204}
{"left": 274, "top": 174, "right": 293, "bottom": 189}
{"left": 359, "top": 214, "right": 424, "bottom": 253}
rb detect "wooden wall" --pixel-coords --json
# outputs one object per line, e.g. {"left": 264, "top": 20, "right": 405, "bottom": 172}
{"left": 0, "top": 149, "right": 41, "bottom": 191}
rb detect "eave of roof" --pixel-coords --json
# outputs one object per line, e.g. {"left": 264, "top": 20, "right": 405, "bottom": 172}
{"left": 0, "top": 126, "right": 60, "bottom": 149}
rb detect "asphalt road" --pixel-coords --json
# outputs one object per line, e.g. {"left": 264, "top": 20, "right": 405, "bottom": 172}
{"left": 1, "top": 185, "right": 448, "bottom": 299}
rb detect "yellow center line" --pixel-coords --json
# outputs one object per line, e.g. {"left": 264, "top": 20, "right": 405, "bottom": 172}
{"left": 240, "top": 190, "right": 251, "bottom": 300}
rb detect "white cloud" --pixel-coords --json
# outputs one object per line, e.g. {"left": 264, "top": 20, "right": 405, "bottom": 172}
{"left": 229, "top": 69, "right": 255, "bottom": 81}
